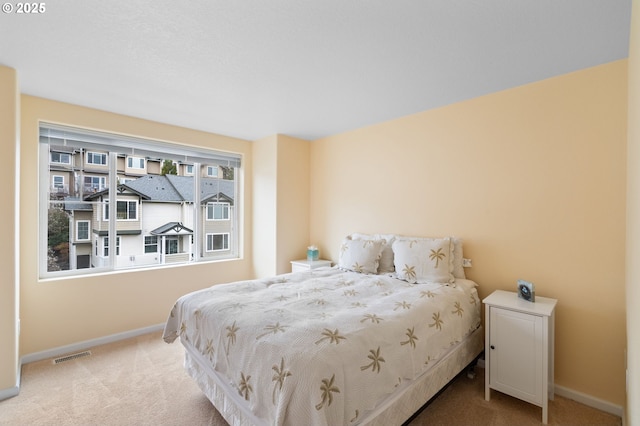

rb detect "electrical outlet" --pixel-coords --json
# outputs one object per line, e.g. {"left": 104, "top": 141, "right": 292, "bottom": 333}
{"left": 462, "top": 258, "right": 472, "bottom": 268}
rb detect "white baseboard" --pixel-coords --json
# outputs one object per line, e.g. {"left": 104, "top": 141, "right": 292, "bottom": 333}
{"left": 20, "top": 323, "right": 165, "bottom": 364}
{"left": 554, "top": 384, "right": 624, "bottom": 418}
{"left": 0, "top": 384, "right": 20, "bottom": 401}
{"left": 474, "top": 361, "right": 623, "bottom": 419}
{"left": 2, "top": 323, "right": 165, "bottom": 401}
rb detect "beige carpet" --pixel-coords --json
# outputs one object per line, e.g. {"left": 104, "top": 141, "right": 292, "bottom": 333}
{"left": 0, "top": 331, "right": 621, "bottom": 426}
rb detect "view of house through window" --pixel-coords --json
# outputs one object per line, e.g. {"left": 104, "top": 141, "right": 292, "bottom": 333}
{"left": 40, "top": 123, "right": 241, "bottom": 278}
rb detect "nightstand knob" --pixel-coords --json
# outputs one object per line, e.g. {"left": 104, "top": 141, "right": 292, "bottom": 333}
{"left": 490, "top": 345, "right": 495, "bottom": 350}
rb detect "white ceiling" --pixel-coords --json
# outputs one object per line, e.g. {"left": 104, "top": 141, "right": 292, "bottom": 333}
{"left": 0, "top": 1, "right": 632, "bottom": 141}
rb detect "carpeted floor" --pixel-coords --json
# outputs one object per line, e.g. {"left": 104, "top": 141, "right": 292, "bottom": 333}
{"left": 0, "top": 331, "right": 622, "bottom": 426}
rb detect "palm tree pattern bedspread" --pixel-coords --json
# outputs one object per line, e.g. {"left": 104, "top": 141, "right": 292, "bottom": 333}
{"left": 163, "top": 267, "right": 481, "bottom": 425}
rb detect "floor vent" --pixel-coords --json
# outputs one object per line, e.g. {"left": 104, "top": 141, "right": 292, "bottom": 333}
{"left": 52, "top": 351, "right": 92, "bottom": 365}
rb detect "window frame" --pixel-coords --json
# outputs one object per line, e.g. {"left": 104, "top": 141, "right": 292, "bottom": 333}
{"left": 51, "top": 175, "right": 65, "bottom": 189}
{"left": 76, "top": 220, "right": 90, "bottom": 242}
{"left": 206, "top": 202, "right": 230, "bottom": 221}
{"left": 84, "top": 175, "right": 106, "bottom": 193}
{"left": 165, "top": 237, "right": 179, "bottom": 255}
{"left": 206, "top": 233, "right": 230, "bottom": 252}
{"left": 127, "top": 156, "right": 145, "bottom": 169}
{"left": 86, "top": 151, "right": 107, "bottom": 166}
{"left": 39, "top": 122, "right": 242, "bottom": 279}
{"left": 50, "top": 152, "right": 71, "bottom": 164}
{"left": 144, "top": 235, "right": 158, "bottom": 253}
{"left": 103, "top": 236, "right": 120, "bottom": 257}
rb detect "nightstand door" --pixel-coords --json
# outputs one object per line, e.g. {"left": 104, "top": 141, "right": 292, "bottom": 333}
{"left": 489, "top": 306, "right": 544, "bottom": 405}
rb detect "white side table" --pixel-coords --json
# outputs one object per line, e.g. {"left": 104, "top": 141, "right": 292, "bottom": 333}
{"left": 483, "top": 290, "right": 557, "bottom": 424}
{"left": 290, "top": 259, "right": 332, "bottom": 273}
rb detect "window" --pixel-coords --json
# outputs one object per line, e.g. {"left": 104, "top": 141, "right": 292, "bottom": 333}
{"left": 51, "top": 152, "right": 71, "bottom": 164}
{"left": 86, "top": 151, "right": 107, "bottom": 165}
{"left": 40, "top": 123, "right": 241, "bottom": 278}
{"left": 165, "top": 238, "right": 179, "bottom": 255}
{"left": 103, "top": 200, "right": 138, "bottom": 221}
{"left": 207, "top": 233, "right": 229, "bottom": 251}
{"left": 206, "top": 202, "right": 229, "bottom": 220}
{"left": 52, "top": 175, "right": 65, "bottom": 192}
{"left": 185, "top": 164, "right": 194, "bottom": 175}
{"left": 103, "top": 236, "right": 120, "bottom": 256}
{"left": 144, "top": 236, "right": 158, "bottom": 253}
{"left": 76, "top": 221, "right": 90, "bottom": 241}
{"left": 127, "top": 156, "right": 145, "bottom": 169}
{"left": 84, "top": 175, "right": 106, "bottom": 192}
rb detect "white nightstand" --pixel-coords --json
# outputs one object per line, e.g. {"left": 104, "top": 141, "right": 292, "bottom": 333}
{"left": 483, "top": 290, "right": 557, "bottom": 424}
{"left": 290, "top": 259, "right": 332, "bottom": 273}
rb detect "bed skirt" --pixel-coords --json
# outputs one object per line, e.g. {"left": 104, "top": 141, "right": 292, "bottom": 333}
{"left": 181, "top": 325, "right": 484, "bottom": 425}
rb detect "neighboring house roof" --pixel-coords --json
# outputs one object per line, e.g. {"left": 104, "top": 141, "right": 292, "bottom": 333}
{"left": 202, "top": 192, "right": 234, "bottom": 204}
{"left": 122, "top": 175, "right": 184, "bottom": 202}
{"left": 124, "top": 174, "right": 235, "bottom": 204}
{"left": 83, "top": 184, "right": 152, "bottom": 201}
{"left": 66, "top": 175, "right": 234, "bottom": 209}
{"left": 63, "top": 196, "right": 93, "bottom": 212}
{"left": 151, "top": 222, "right": 193, "bottom": 235}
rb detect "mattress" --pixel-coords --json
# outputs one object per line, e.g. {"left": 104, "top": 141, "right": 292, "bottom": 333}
{"left": 164, "top": 267, "right": 483, "bottom": 425}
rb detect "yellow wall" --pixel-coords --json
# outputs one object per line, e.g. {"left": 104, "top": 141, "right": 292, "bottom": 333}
{"left": 252, "top": 135, "right": 278, "bottom": 277}
{"left": 0, "top": 66, "right": 19, "bottom": 396}
{"left": 253, "top": 134, "right": 310, "bottom": 277}
{"left": 626, "top": 0, "right": 639, "bottom": 423}
{"left": 19, "top": 96, "right": 254, "bottom": 355}
{"left": 275, "top": 134, "right": 310, "bottom": 273}
{"left": 310, "top": 61, "right": 628, "bottom": 407}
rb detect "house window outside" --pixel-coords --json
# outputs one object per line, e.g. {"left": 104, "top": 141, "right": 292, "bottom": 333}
{"left": 52, "top": 175, "right": 65, "bottom": 192}
{"left": 118, "top": 200, "right": 137, "bottom": 220}
{"left": 40, "top": 123, "right": 241, "bottom": 278}
{"left": 206, "top": 202, "right": 229, "bottom": 220}
{"left": 185, "top": 164, "right": 194, "bottom": 175}
{"left": 103, "top": 236, "right": 120, "bottom": 256}
{"left": 76, "top": 221, "right": 90, "bottom": 241}
{"left": 86, "top": 151, "right": 107, "bottom": 165}
{"left": 84, "top": 175, "right": 106, "bottom": 192}
{"left": 103, "top": 200, "right": 137, "bottom": 221}
{"left": 51, "top": 152, "right": 71, "bottom": 164}
{"left": 127, "top": 156, "right": 145, "bottom": 169}
{"left": 206, "top": 233, "right": 229, "bottom": 251}
{"left": 144, "top": 236, "right": 158, "bottom": 253}
{"left": 165, "top": 238, "right": 179, "bottom": 255}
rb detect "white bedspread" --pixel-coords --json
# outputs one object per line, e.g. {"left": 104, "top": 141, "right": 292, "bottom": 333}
{"left": 163, "top": 267, "right": 481, "bottom": 426}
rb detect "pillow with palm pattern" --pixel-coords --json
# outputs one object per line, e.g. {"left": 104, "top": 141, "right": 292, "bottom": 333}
{"left": 392, "top": 237, "right": 454, "bottom": 284}
{"left": 349, "top": 233, "right": 396, "bottom": 274}
{"left": 338, "top": 238, "right": 385, "bottom": 274}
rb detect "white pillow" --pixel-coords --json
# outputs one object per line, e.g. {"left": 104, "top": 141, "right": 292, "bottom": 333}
{"left": 392, "top": 237, "right": 454, "bottom": 284}
{"left": 338, "top": 238, "right": 385, "bottom": 274}
{"left": 451, "top": 237, "right": 466, "bottom": 279}
{"left": 349, "top": 233, "right": 396, "bottom": 274}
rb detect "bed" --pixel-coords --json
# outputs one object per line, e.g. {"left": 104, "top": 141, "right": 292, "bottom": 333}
{"left": 163, "top": 235, "right": 483, "bottom": 425}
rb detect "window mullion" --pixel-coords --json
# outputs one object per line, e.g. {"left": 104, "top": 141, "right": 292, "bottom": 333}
{"left": 108, "top": 152, "right": 118, "bottom": 269}
{"left": 192, "top": 162, "right": 201, "bottom": 261}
